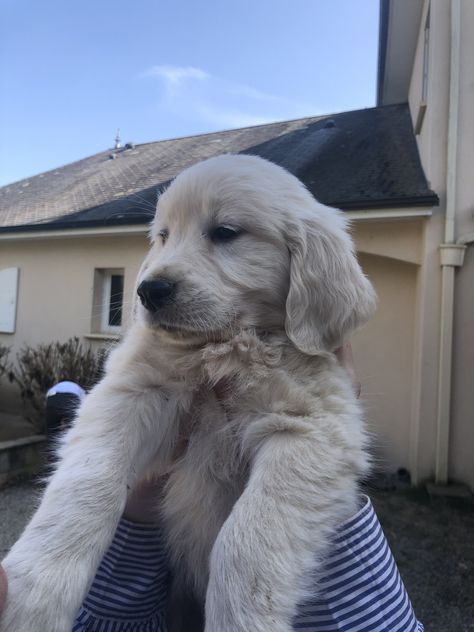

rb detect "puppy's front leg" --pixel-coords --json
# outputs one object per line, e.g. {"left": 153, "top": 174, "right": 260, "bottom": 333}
{"left": 205, "top": 426, "right": 364, "bottom": 632}
{"left": 1, "top": 327, "right": 183, "bottom": 632}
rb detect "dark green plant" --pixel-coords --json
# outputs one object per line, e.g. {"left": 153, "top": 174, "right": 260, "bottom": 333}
{"left": 11, "top": 337, "right": 110, "bottom": 429}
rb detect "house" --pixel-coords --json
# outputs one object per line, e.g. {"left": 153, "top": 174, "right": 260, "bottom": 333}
{"left": 378, "top": 0, "right": 474, "bottom": 490}
{"left": 0, "top": 0, "right": 472, "bottom": 489}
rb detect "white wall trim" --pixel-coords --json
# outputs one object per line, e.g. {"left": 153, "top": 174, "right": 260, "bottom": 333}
{"left": 83, "top": 333, "right": 122, "bottom": 342}
{"left": 0, "top": 225, "right": 148, "bottom": 241}
{"left": 346, "top": 208, "right": 433, "bottom": 221}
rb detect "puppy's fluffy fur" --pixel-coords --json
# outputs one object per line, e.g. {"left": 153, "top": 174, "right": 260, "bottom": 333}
{"left": 1, "top": 155, "right": 376, "bottom": 632}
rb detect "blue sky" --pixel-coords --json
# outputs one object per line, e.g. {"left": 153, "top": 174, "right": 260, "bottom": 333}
{"left": 0, "top": 0, "right": 379, "bottom": 186}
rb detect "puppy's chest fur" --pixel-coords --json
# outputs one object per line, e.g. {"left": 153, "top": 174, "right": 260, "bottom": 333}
{"left": 157, "top": 331, "right": 356, "bottom": 596}
{"left": 168, "top": 331, "right": 319, "bottom": 485}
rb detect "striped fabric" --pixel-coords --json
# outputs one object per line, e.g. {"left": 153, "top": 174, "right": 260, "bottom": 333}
{"left": 294, "top": 495, "right": 423, "bottom": 631}
{"left": 72, "top": 496, "right": 423, "bottom": 632}
{"left": 72, "top": 519, "right": 169, "bottom": 632}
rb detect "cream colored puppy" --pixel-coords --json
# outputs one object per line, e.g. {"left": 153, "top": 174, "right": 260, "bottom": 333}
{"left": 1, "top": 155, "right": 376, "bottom": 632}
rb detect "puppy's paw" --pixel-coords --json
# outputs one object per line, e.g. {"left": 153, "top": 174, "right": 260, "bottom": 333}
{"left": 0, "top": 558, "right": 75, "bottom": 632}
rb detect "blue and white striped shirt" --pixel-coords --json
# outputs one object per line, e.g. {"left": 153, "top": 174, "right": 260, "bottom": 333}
{"left": 293, "top": 496, "right": 423, "bottom": 631}
{"left": 72, "top": 519, "right": 169, "bottom": 631}
{"left": 73, "top": 496, "right": 423, "bottom": 631}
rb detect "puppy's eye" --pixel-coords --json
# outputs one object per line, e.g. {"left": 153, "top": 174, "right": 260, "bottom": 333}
{"left": 210, "top": 226, "right": 241, "bottom": 243}
{"left": 158, "top": 229, "right": 169, "bottom": 245}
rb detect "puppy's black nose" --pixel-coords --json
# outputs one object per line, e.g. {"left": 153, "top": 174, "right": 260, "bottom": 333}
{"left": 137, "top": 279, "right": 176, "bottom": 312}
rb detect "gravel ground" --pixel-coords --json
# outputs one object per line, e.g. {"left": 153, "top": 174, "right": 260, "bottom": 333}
{"left": 371, "top": 487, "right": 474, "bottom": 632}
{"left": 0, "top": 480, "right": 42, "bottom": 557}
{"left": 1, "top": 480, "right": 473, "bottom": 631}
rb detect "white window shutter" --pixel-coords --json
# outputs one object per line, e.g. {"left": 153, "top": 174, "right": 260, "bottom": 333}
{"left": 0, "top": 268, "right": 19, "bottom": 333}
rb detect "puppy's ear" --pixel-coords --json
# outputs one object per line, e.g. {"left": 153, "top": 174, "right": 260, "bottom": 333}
{"left": 285, "top": 206, "right": 376, "bottom": 355}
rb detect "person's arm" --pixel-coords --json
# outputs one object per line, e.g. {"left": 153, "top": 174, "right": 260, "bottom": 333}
{"left": 72, "top": 478, "right": 169, "bottom": 632}
{"left": 1, "top": 501, "right": 170, "bottom": 632}
{"left": 0, "top": 568, "right": 6, "bottom": 614}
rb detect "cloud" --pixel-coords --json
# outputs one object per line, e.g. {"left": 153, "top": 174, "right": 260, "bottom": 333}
{"left": 195, "top": 104, "right": 276, "bottom": 129}
{"left": 143, "top": 65, "right": 210, "bottom": 85}
{"left": 223, "top": 82, "right": 287, "bottom": 104}
{"left": 141, "top": 65, "right": 210, "bottom": 100}
{"left": 140, "top": 64, "right": 321, "bottom": 132}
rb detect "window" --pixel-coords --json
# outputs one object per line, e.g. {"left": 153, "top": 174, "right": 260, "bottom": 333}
{"left": 92, "top": 269, "right": 124, "bottom": 335}
{"left": 415, "top": 6, "right": 430, "bottom": 134}
{"left": 421, "top": 7, "right": 430, "bottom": 104}
{"left": 0, "top": 267, "right": 19, "bottom": 334}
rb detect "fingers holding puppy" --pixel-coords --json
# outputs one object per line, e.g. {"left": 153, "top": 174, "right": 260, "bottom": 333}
{"left": 335, "top": 342, "right": 361, "bottom": 398}
{"left": 0, "top": 566, "right": 6, "bottom": 613}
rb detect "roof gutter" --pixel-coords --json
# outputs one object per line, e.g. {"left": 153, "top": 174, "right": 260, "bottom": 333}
{"left": 0, "top": 208, "right": 437, "bottom": 242}
{"left": 347, "top": 208, "right": 432, "bottom": 222}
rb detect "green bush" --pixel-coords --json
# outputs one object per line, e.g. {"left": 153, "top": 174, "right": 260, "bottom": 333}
{"left": 11, "top": 337, "right": 109, "bottom": 430}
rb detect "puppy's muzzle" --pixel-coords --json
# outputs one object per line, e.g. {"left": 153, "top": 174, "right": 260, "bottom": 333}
{"left": 137, "top": 278, "right": 176, "bottom": 312}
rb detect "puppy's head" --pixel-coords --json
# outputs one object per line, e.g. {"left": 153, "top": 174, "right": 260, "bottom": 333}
{"left": 136, "top": 154, "right": 376, "bottom": 352}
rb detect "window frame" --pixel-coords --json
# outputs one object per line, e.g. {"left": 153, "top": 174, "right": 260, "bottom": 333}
{"left": 92, "top": 268, "right": 125, "bottom": 335}
{"left": 415, "top": 5, "right": 430, "bottom": 135}
{"left": 0, "top": 267, "right": 19, "bottom": 334}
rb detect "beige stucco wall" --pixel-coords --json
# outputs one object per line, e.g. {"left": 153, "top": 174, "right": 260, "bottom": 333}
{"left": 0, "top": 234, "right": 148, "bottom": 354}
{"left": 450, "top": 245, "right": 474, "bottom": 485}
{"left": 407, "top": 0, "right": 474, "bottom": 489}
{"left": 353, "top": 253, "right": 418, "bottom": 472}
{"left": 353, "top": 219, "right": 424, "bottom": 473}
{"left": 0, "top": 233, "right": 148, "bottom": 414}
{"left": 448, "top": 0, "right": 474, "bottom": 488}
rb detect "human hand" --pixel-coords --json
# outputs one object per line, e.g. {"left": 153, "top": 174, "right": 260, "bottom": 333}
{"left": 335, "top": 342, "right": 361, "bottom": 398}
{"left": 123, "top": 476, "right": 167, "bottom": 525}
{"left": 0, "top": 566, "right": 6, "bottom": 614}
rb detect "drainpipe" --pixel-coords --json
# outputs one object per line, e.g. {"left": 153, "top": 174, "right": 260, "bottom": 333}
{"left": 435, "top": 0, "right": 465, "bottom": 484}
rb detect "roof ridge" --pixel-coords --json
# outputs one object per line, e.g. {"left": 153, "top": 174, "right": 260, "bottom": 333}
{"left": 1, "top": 112, "right": 338, "bottom": 189}
{"left": 1, "top": 104, "right": 406, "bottom": 189}
{"left": 136, "top": 103, "right": 407, "bottom": 148}
{"left": 134, "top": 113, "right": 328, "bottom": 149}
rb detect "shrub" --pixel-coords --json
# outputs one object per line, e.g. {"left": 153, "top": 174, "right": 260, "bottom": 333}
{"left": 11, "top": 337, "right": 109, "bottom": 430}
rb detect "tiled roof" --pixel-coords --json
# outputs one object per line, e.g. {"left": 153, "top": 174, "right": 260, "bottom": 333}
{"left": 0, "top": 104, "right": 438, "bottom": 231}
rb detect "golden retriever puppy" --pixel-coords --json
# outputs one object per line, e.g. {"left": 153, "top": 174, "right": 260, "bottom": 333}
{"left": 0, "top": 154, "right": 376, "bottom": 632}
